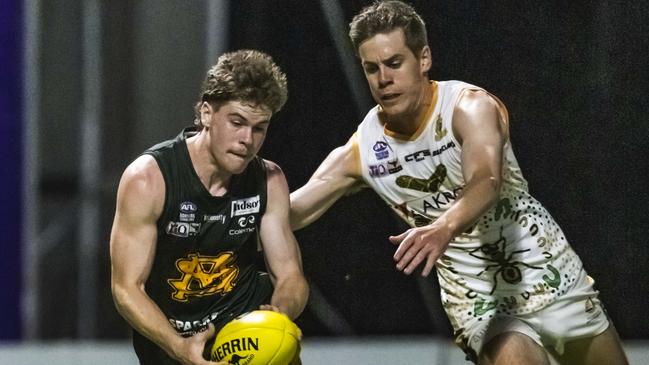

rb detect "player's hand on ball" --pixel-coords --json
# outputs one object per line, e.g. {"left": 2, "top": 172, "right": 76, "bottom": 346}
{"left": 210, "top": 310, "right": 302, "bottom": 365}
{"left": 259, "top": 304, "right": 281, "bottom": 313}
{"left": 170, "top": 324, "right": 227, "bottom": 365}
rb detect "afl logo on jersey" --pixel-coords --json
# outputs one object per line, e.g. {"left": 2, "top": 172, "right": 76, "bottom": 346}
{"left": 180, "top": 201, "right": 197, "bottom": 213}
{"left": 372, "top": 141, "right": 390, "bottom": 160}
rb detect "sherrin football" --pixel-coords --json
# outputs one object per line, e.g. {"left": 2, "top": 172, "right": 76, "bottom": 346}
{"left": 210, "top": 310, "right": 302, "bottom": 364}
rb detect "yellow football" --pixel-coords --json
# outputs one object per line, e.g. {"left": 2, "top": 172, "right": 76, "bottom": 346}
{"left": 210, "top": 310, "right": 302, "bottom": 364}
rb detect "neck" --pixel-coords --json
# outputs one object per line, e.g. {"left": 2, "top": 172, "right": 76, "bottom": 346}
{"left": 384, "top": 80, "right": 433, "bottom": 136}
{"left": 186, "top": 131, "right": 231, "bottom": 196}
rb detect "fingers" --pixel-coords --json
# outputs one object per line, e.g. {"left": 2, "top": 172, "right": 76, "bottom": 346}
{"left": 402, "top": 248, "right": 429, "bottom": 275}
{"left": 199, "top": 324, "right": 226, "bottom": 365}
{"left": 195, "top": 323, "right": 215, "bottom": 342}
{"left": 392, "top": 230, "right": 414, "bottom": 261}
{"left": 421, "top": 254, "right": 436, "bottom": 277}
{"left": 388, "top": 230, "right": 409, "bottom": 245}
{"left": 391, "top": 228, "right": 441, "bottom": 276}
{"left": 206, "top": 323, "right": 216, "bottom": 338}
{"left": 259, "top": 304, "right": 281, "bottom": 313}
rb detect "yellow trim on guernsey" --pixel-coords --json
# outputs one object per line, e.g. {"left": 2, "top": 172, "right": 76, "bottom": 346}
{"left": 381, "top": 81, "right": 438, "bottom": 141}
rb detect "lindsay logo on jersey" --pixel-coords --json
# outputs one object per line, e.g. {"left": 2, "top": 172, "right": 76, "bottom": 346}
{"left": 231, "top": 196, "right": 260, "bottom": 217}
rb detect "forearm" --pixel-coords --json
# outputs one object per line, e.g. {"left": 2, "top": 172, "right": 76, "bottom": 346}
{"left": 437, "top": 175, "right": 501, "bottom": 237}
{"left": 289, "top": 179, "right": 349, "bottom": 231}
{"left": 270, "top": 275, "right": 309, "bottom": 320}
{"left": 112, "top": 283, "right": 182, "bottom": 357}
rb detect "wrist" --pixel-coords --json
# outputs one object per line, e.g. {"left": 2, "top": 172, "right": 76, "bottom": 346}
{"left": 162, "top": 332, "right": 185, "bottom": 360}
{"left": 430, "top": 216, "right": 457, "bottom": 240}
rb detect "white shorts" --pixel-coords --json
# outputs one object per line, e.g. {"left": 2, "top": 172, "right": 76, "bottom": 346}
{"left": 456, "top": 269, "right": 611, "bottom": 362}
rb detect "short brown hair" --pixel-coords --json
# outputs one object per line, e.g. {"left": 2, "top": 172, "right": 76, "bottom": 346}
{"left": 349, "top": 0, "right": 428, "bottom": 57}
{"left": 194, "top": 49, "right": 288, "bottom": 128}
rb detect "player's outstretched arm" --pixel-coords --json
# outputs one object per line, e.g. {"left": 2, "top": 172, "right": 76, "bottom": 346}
{"left": 259, "top": 161, "right": 309, "bottom": 320}
{"left": 289, "top": 135, "right": 363, "bottom": 230}
{"left": 391, "top": 90, "right": 507, "bottom": 276}
{"left": 110, "top": 155, "right": 224, "bottom": 365}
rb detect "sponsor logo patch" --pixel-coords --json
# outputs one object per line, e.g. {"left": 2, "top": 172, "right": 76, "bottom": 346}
{"left": 166, "top": 221, "right": 201, "bottom": 237}
{"left": 368, "top": 158, "right": 402, "bottom": 177}
{"left": 231, "top": 196, "right": 260, "bottom": 217}
{"left": 204, "top": 214, "right": 226, "bottom": 224}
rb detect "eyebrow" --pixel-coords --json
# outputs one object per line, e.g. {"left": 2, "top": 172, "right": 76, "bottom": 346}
{"left": 228, "top": 112, "right": 270, "bottom": 126}
{"left": 228, "top": 112, "right": 248, "bottom": 121}
{"left": 362, "top": 54, "right": 403, "bottom": 66}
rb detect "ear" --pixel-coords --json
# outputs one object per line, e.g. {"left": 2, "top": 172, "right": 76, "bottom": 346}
{"left": 200, "top": 102, "right": 213, "bottom": 128}
{"left": 419, "top": 45, "right": 432, "bottom": 74}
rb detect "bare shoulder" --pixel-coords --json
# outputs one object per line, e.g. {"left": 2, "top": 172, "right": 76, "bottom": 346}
{"left": 320, "top": 134, "right": 362, "bottom": 179}
{"left": 261, "top": 159, "right": 287, "bottom": 181}
{"left": 261, "top": 158, "right": 290, "bottom": 192}
{"left": 117, "top": 154, "right": 165, "bottom": 216}
{"left": 261, "top": 159, "right": 283, "bottom": 175}
{"left": 120, "top": 155, "right": 163, "bottom": 191}
{"left": 453, "top": 89, "right": 507, "bottom": 144}
{"left": 455, "top": 89, "right": 500, "bottom": 115}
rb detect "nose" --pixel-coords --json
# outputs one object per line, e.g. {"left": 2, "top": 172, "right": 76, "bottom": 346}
{"left": 239, "top": 126, "right": 253, "bottom": 146}
{"left": 378, "top": 66, "right": 392, "bottom": 88}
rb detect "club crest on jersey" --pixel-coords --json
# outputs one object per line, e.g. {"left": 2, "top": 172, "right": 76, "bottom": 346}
{"left": 434, "top": 114, "right": 447, "bottom": 141}
{"left": 372, "top": 141, "right": 390, "bottom": 160}
{"left": 231, "top": 195, "right": 260, "bottom": 217}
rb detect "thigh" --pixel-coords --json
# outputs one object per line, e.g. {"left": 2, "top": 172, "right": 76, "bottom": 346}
{"left": 479, "top": 332, "right": 551, "bottom": 365}
{"left": 550, "top": 325, "right": 628, "bottom": 365}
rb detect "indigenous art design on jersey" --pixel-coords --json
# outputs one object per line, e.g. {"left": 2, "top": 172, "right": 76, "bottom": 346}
{"left": 355, "top": 81, "right": 585, "bottom": 331}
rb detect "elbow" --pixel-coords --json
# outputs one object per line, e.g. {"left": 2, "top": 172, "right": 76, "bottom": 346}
{"left": 111, "top": 280, "right": 142, "bottom": 317}
{"left": 111, "top": 281, "right": 129, "bottom": 315}
{"left": 288, "top": 196, "right": 307, "bottom": 231}
{"left": 294, "top": 278, "right": 310, "bottom": 319}
{"left": 289, "top": 211, "right": 304, "bottom": 231}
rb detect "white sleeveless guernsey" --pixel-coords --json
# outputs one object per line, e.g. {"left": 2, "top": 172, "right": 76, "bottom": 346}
{"left": 355, "top": 80, "right": 585, "bottom": 333}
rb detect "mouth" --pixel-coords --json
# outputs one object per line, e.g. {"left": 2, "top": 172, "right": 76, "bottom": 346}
{"left": 380, "top": 93, "right": 400, "bottom": 103}
{"left": 229, "top": 151, "right": 249, "bottom": 160}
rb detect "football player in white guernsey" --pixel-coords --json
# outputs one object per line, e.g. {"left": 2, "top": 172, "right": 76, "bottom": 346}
{"left": 289, "top": 1, "right": 627, "bottom": 364}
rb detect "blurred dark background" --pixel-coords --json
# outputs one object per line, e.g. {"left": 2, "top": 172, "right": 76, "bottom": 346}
{"left": 2, "top": 0, "right": 648, "bottom": 341}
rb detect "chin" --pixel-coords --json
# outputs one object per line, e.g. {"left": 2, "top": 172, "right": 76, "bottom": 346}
{"left": 229, "top": 160, "right": 251, "bottom": 175}
{"left": 381, "top": 103, "right": 405, "bottom": 117}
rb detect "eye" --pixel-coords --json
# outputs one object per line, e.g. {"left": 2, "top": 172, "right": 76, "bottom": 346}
{"left": 253, "top": 125, "right": 268, "bottom": 133}
{"left": 363, "top": 64, "right": 378, "bottom": 74}
{"left": 389, "top": 60, "right": 402, "bottom": 69}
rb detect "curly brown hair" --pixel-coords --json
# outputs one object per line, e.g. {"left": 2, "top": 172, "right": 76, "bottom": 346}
{"left": 194, "top": 49, "right": 288, "bottom": 129}
{"left": 349, "top": 0, "right": 428, "bottom": 57}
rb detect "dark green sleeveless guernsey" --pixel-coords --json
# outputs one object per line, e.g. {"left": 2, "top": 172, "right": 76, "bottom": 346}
{"left": 133, "top": 128, "right": 273, "bottom": 364}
